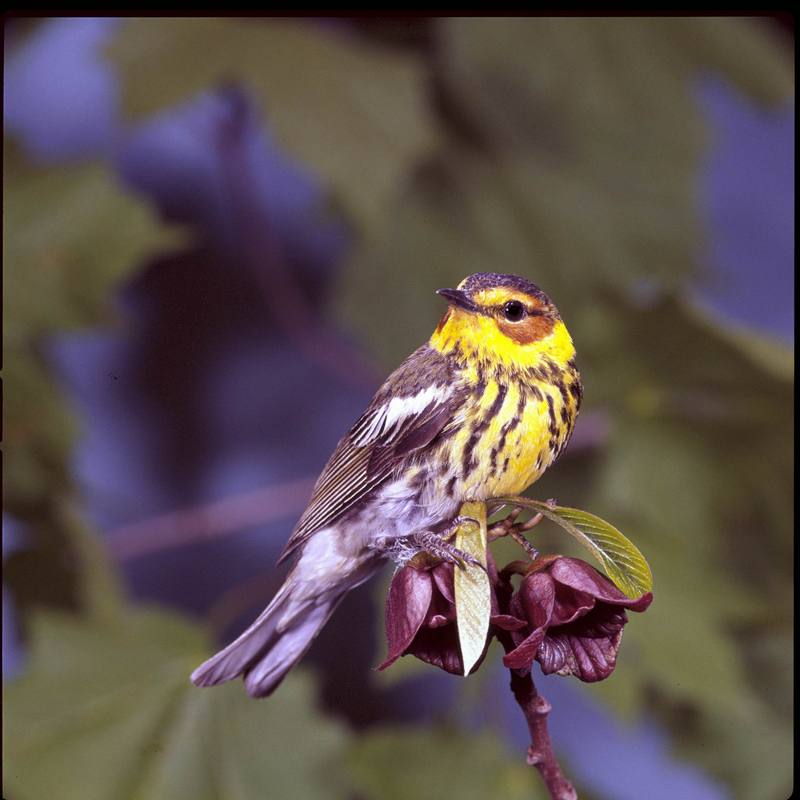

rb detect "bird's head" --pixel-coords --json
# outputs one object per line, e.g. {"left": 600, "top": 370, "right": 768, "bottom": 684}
{"left": 430, "top": 272, "right": 575, "bottom": 370}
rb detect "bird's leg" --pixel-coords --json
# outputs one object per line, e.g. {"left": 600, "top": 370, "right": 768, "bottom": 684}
{"left": 410, "top": 530, "right": 486, "bottom": 571}
{"left": 434, "top": 514, "right": 487, "bottom": 569}
{"left": 374, "top": 523, "right": 485, "bottom": 571}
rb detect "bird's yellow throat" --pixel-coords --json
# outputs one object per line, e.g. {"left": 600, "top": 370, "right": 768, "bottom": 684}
{"left": 429, "top": 307, "right": 577, "bottom": 375}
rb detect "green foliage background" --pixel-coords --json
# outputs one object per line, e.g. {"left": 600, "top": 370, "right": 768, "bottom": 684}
{"left": 4, "top": 17, "right": 793, "bottom": 800}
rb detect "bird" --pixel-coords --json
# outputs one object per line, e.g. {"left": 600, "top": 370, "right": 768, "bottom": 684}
{"left": 191, "top": 272, "right": 582, "bottom": 697}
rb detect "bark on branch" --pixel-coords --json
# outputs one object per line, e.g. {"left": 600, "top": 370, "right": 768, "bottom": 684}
{"left": 497, "top": 630, "right": 577, "bottom": 800}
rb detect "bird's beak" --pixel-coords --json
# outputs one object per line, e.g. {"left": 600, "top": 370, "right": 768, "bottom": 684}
{"left": 436, "top": 288, "right": 478, "bottom": 312}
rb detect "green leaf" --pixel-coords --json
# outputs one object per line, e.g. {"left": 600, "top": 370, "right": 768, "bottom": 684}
{"left": 685, "top": 299, "right": 794, "bottom": 383}
{"left": 679, "top": 702, "right": 793, "bottom": 800}
{"left": 599, "top": 533, "right": 753, "bottom": 704}
{"left": 441, "top": 18, "right": 791, "bottom": 158}
{"left": 3, "top": 142, "right": 185, "bottom": 619}
{"left": 492, "top": 497, "right": 653, "bottom": 598}
{"left": 106, "top": 19, "right": 439, "bottom": 234}
{"left": 3, "top": 141, "right": 183, "bottom": 347}
{"left": 3, "top": 609, "right": 350, "bottom": 800}
{"left": 347, "top": 727, "right": 544, "bottom": 800}
{"left": 3, "top": 143, "right": 184, "bottom": 511}
{"left": 454, "top": 501, "right": 491, "bottom": 675}
{"left": 337, "top": 18, "right": 791, "bottom": 368}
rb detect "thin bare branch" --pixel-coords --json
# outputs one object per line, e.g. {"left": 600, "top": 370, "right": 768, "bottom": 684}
{"left": 107, "top": 477, "right": 316, "bottom": 560}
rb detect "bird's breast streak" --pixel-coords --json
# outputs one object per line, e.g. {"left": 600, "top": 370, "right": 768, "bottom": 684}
{"left": 455, "top": 378, "right": 573, "bottom": 501}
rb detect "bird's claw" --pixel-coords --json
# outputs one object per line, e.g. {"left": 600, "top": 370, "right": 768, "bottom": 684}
{"left": 382, "top": 529, "right": 487, "bottom": 572}
{"left": 420, "top": 530, "right": 486, "bottom": 572}
{"left": 441, "top": 515, "right": 481, "bottom": 541}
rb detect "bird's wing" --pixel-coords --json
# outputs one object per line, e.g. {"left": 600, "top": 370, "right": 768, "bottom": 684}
{"left": 278, "top": 346, "right": 462, "bottom": 563}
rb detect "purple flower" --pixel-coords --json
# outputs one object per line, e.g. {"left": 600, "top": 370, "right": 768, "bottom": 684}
{"left": 379, "top": 558, "right": 467, "bottom": 675}
{"left": 380, "top": 553, "right": 515, "bottom": 676}
{"left": 379, "top": 550, "right": 652, "bottom": 684}
{"left": 500, "top": 557, "right": 652, "bottom": 682}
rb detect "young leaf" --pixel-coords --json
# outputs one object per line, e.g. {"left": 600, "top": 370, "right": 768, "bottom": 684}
{"left": 454, "top": 501, "right": 491, "bottom": 675}
{"left": 491, "top": 497, "right": 653, "bottom": 598}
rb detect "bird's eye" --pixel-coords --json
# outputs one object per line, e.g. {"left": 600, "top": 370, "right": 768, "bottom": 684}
{"left": 503, "top": 301, "right": 526, "bottom": 322}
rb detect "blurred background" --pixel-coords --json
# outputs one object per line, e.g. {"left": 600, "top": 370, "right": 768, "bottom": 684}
{"left": 3, "top": 16, "right": 793, "bottom": 800}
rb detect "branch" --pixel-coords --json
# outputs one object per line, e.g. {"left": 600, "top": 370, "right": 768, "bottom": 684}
{"left": 107, "top": 477, "right": 316, "bottom": 560}
{"left": 205, "top": 567, "right": 279, "bottom": 638}
{"left": 497, "top": 630, "right": 577, "bottom": 800}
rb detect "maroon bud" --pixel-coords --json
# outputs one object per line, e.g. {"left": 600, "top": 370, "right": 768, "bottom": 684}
{"left": 379, "top": 559, "right": 467, "bottom": 674}
{"left": 380, "top": 563, "right": 433, "bottom": 669}
{"left": 502, "top": 557, "right": 652, "bottom": 682}
{"left": 380, "top": 551, "right": 651, "bottom": 684}
{"left": 380, "top": 553, "right": 511, "bottom": 676}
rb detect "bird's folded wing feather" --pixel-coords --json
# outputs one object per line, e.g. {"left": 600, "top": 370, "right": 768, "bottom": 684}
{"left": 278, "top": 346, "right": 462, "bottom": 562}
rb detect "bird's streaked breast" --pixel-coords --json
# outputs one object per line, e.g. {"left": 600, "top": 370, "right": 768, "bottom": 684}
{"left": 441, "top": 357, "right": 581, "bottom": 502}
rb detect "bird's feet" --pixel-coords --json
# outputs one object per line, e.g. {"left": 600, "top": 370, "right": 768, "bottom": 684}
{"left": 409, "top": 529, "right": 485, "bottom": 571}
{"left": 440, "top": 515, "right": 482, "bottom": 541}
{"left": 374, "top": 518, "right": 485, "bottom": 571}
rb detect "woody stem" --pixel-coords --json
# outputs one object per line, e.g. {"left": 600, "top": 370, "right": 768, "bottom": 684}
{"left": 497, "top": 630, "right": 577, "bottom": 800}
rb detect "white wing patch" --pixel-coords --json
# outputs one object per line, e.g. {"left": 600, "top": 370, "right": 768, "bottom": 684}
{"left": 351, "top": 385, "right": 451, "bottom": 446}
{"left": 280, "top": 372, "right": 460, "bottom": 562}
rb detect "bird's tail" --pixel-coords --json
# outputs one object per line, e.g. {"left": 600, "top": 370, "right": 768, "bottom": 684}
{"left": 190, "top": 573, "right": 346, "bottom": 698}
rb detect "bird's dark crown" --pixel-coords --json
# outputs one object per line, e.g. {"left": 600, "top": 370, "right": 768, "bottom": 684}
{"left": 458, "top": 272, "right": 551, "bottom": 306}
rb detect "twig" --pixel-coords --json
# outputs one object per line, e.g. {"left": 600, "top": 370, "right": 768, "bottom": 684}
{"left": 107, "top": 477, "right": 316, "bottom": 560}
{"left": 487, "top": 506, "right": 543, "bottom": 559}
{"left": 496, "top": 630, "right": 577, "bottom": 800}
{"left": 205, "top": 567, "right": 279, "bottom": 638}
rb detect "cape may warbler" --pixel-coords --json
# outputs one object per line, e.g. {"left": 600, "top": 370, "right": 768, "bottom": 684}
{"left": 192, "top": 272, "right": 582, "bottom": 697}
